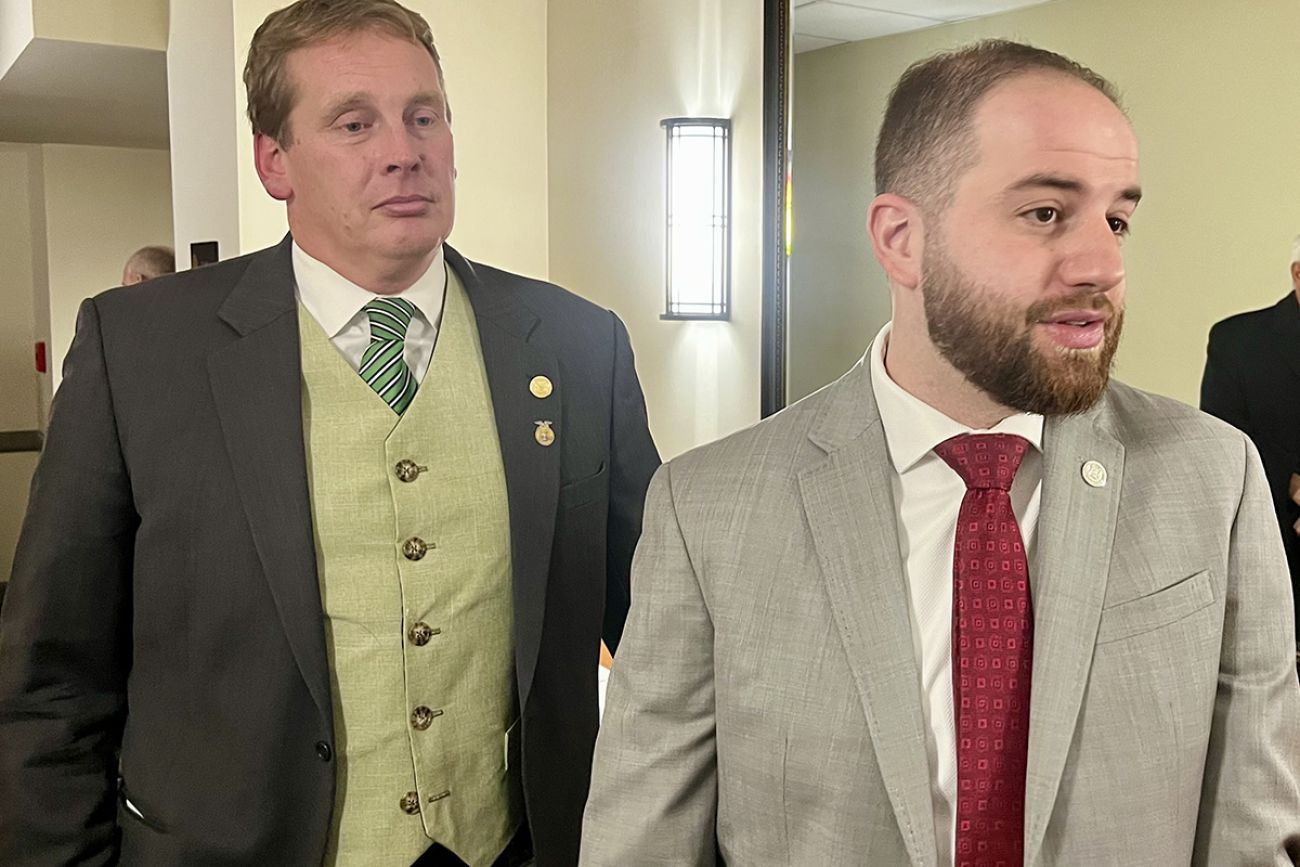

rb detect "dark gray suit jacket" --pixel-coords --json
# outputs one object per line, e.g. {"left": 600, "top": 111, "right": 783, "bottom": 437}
{"left": 0, "top": 238, "right": 660, "bottom": 866}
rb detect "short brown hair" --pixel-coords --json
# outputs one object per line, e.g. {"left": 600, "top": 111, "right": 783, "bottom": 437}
{"left": 244, "top": 0, "right": 446, "bottom": 146}
{"left": 874, "top": 40, "right": 1121, "bottom": 208}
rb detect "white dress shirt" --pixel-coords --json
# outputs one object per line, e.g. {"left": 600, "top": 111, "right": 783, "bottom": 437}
{"left": 292, "top": 242, "right": 447, "bottom": 383}
{"left": 867, "top": 323, "right": 1044, "bottom": 866}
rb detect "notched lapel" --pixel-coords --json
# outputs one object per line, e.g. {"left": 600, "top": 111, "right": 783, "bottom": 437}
{"left": 796, "top": 366, "right": 938, "bottom": 867}
{"left": 1023, "top": 408, "right": 1124, "bottom": 864}
{"left": 450, "top": 247, "right": 560, "bottom": 710}
{"left": 208, "top": 239, "right": 333, "bottom": 725}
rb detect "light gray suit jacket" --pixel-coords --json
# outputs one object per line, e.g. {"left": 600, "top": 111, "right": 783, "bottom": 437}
{"left": 580, "top": 359, "right": 1300, "bottom": 866}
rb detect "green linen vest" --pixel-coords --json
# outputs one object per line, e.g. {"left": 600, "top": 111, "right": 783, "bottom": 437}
{"left": 298, "top": 266, "right": 521, "bottom": 867}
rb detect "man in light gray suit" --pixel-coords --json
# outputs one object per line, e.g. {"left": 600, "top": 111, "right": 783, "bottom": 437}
{"left": 580, "top": 40, "right": 1300, "bottom": 866}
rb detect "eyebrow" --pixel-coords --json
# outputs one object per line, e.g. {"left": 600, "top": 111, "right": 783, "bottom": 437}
{"left": 322, "top": 92, "right": 372, "bottom": 122}
{"left": 1008, "top": 173, "right": 1143, "bottom": 204}
{"left": 322, "top": 91, "right": 446, "bottom": 121}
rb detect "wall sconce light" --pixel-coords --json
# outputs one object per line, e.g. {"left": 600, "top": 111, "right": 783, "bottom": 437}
{"left": 661, "top": 117, "right": 731, "bottom": 320}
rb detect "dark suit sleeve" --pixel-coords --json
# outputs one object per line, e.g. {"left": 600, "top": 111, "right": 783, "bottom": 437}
{"left": 602, "top": 313, "right": 660, "bottom": 654}
{"left": 1202, "top": 321, "right": 1297, "bottom": 521}
{"left": 0, "top": 298, "right": 135, "bottom": 865}
{"left": 1201, "top": 323, "right": 1253, "bottom": 436}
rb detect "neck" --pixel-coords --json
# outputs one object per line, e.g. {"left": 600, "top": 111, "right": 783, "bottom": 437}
{"left": 294, "top": 237, "right": 439, "bottom": 296}
{"left": 884, "top": 313, "right": 1015, "bottom": 430}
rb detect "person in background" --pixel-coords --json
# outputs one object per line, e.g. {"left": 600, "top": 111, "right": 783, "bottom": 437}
{"left": 0, "top": 1, "right": 659, "bottom": 864}
{"left": 1201, "top": 234, "right": 1300, "bottom": 669}
{"left": 581, "top": 40, "right": 1300, "bottom": 866}
{"left": 120, "top": 244, "right": 176, "bottom": 285}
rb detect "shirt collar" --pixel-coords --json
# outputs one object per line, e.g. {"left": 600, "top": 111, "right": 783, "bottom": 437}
{"left": 292, "top": 241, "right": 446, "bottom": 338}
{"left": 868, "top": 322, "right": 1044, "bottom": 474}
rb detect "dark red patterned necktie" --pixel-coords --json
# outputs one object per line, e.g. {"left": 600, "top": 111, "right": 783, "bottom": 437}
{"left": 934, "top": 433, "right": 1033, "bottom": 867}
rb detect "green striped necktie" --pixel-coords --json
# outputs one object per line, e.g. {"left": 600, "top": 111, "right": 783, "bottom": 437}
{"left": 359, "top": 296, "right": 419, "bottom": 415}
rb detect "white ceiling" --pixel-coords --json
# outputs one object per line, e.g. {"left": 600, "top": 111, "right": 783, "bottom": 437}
{"left": 0, "top": 38, "right": 169, "bottom": 149}
{"left": 794, "top": 0, "right": 1055, "bottom": 53}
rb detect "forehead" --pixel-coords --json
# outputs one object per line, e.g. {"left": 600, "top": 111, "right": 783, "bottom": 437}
{"left": 284, "top": 29, "right": 442, "bottom": 104}
{"left": 965, "top": 72, "right": 1138, "bottom": 189}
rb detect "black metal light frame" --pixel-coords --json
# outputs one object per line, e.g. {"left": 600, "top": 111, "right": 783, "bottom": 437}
{"left": 660, "top": 117, "right": 732, "bottom": 321}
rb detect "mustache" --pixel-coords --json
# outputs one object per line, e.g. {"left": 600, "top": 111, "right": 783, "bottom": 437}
{"left": 1024, "top": 293, "right": 1119, "bottom": 323}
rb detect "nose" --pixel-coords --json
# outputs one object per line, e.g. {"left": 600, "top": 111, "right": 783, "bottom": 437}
{"left": 1058, "top": 217, "right": 1125, "bottom": 292}
{"left": 381, "top": 124, "right": 423, "bottom": 175}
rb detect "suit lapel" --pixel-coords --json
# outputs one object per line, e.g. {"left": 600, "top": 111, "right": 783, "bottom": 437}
{"left": 797, "top": 363, "right": 938, "bottom": 867}
{"left": 1022, "top": 403, "right": 1124, "bottom": 864}
{"left": 449, "top": 247, "right": 561, "bottom": 710}
{"left": 207, "top": 237, "right": 333, "bottom": 723}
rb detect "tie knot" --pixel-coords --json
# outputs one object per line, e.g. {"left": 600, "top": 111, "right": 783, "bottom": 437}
{"left": 934, "top": 433, "right": 1029, "bottom": 491}
{"left": 363, "top": 296, "right": 417, "bottom": 343}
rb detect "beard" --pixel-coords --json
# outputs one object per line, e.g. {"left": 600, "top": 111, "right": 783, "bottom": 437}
{"left": 920, "top": 244, "right": 1123, "bottom": 416}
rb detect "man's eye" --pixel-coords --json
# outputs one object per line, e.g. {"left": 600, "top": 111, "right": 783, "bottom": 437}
{"left": 1030, "top": 207, "right": 1057, "bottom": 224}
{"left": 1108, "top": 216, "right": 1130, "bottom": 236}
{"left": 412, "top": 115, "right": 435, "bottom": 127}
{"left": 342, "top": 121, "right": 366, "bottom": 133}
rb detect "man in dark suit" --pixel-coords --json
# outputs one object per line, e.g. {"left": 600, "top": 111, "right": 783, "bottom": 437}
{"left": 0, "top": 1, "right": 659, "bottom": 864}
{"left": 1201, "top": 235, "right": 1300, "bottom": 661}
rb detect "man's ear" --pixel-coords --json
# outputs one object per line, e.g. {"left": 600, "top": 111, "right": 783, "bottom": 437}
{"left": 867, "top": 193, "right": 924, "bottom": 290}
{"left": 1291, "top": 260, "right": 1300, "bottom": 288}
{"left": 254, "top": 132, "right": 292, "bottom": 201}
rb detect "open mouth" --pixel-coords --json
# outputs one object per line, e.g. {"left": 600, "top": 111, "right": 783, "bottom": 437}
{"left": 1038, "top": 311, "right": 1108, "bottom": 350}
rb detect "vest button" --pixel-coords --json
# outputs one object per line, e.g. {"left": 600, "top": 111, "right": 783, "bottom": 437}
{"left": 395, "top": 459, "right": 427, "bottom": 482}
{"left": 315, "top": 741, "right": 332, "bottom": 762}
{"left": 411, "top": 706, "right": 443, "bottom": 730}
{"left": 400, "top": 791, "right": 421, "bottom": 815}
{"left": 408, "top": 622, "right": 438, "bottom": 646}
{"left": 402, "top": 537, "right": 429, "bottom": 560}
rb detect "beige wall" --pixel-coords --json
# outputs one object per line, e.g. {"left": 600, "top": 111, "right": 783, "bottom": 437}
{"left": 33, "top": 0, "right": 167, "bottom": 49}
{"left": 0, "top": 143, "right": 42, "bottom": 585}
{"left": 0, "top": 144, "right": 42, "bottom": 431}
{"left": 0, "top": 0, "right": 34, "bottom": 76}
{"left": 548, "top": 0, "right": 765, "bottom": 459}
{"left": 790, "top": 0, "right": 1300, "bottom": 406}
{"left": 41, "top": 144, "right": 173, "bottom": 388}
{"left": 227, "top": 0, "right": 550, "bottom": 280}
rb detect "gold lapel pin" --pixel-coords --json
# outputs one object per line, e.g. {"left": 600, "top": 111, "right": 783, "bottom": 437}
{"left": 534, "top": 420, "right": 556, "bottom": 447}
{"left": 529, "top": 375, "right": 553, "bottom": 399}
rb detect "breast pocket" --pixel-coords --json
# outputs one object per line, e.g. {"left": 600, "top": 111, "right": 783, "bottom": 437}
{"left": 1096, "top": 569, "right": 1216, "bottom": 645}
{"left": 558, "top": 461, "right": 607, "bottom": 510}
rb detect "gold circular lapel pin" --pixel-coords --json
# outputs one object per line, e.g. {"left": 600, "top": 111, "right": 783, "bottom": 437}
{"left": 534, "top": 420, "right": 556, "bottom": 447}
{"left": 530, "top": 375, "right": 553, "bottom": 399}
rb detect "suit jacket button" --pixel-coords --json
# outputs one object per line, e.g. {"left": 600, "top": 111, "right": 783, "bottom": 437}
{"left": 315, "top": 741, "right": 332, "bottom": 762}
{"left": 408, "top": 622, "right": 438, "bottom": 646}
{"left": 411, "top": 706, "right": 443, "bottom": 730}
{"left": 400, "top": 791, "right": 421, "bottom": 815}
{"left": 395, "top": 459, "right": 427, "bottom": 482}
{"left": 403, "top": 537, "right": 428, "bottom": 560}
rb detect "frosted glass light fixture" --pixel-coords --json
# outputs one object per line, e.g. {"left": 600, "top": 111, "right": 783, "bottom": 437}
{"left": 661, "top": 117, "right": 731, "bottom": 320}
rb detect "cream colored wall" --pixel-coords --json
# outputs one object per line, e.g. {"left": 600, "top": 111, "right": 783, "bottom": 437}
{"left": 228, "top": 0, "right": 550, "bottom": 280}
{"left": 790, "top": 0, "right": 1300, "bottom": 406}
{"left": 0, "top": 0, "right": 34, "bottom": 76}
{"left": 0, "top": 144, "right": 42, "bottom": 431}
{"left": 0, "top": 143, "right": 42, "bottom": 585}
{"left": 33, "top": 0, "right": 166, "bottom": 49}
{"left": 167, "top": 0, "right": 241, "bottom": 269}
{"left": 41, "top": 144, "right": 173, "bottom": 388}
{"left": 547, "top": 0, "right": 764, "bottom": 459}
